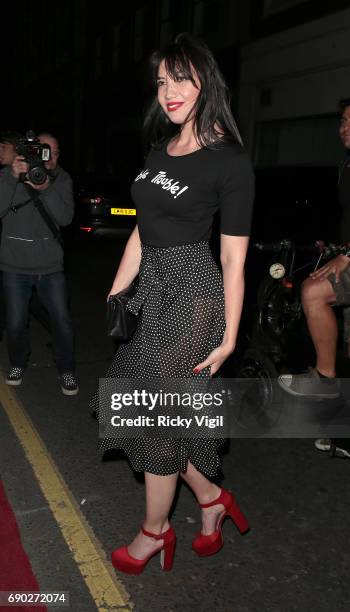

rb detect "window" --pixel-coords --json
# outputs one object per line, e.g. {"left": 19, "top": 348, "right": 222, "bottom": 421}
{"left": 161, "top": 0, "right": 172, "bottom": 20}
{"left": 55, "top": 1, "right": 73, "bottom": 65}
{"left": 112, "top": 24, "right": 120, "bottom": 72}
{"left": 193, "top": 0, "right": 221, "bottom": 35}
{"left": 160, "top": 0, "right": 175, "bottom": 45}
{"left": 160, "top": 20, "right": 173, "bottom": 46}
{"left": 120, "top": 20, "right": 131, "bottom": 65}
{"left": 133, "top": 6, "right": 155, "bottom": 63}
{"left": 134, "top": 8, "right": 144, "bottom": 63}
{"left": 94, "top": 35, "right": 102, "bottom": 80}
{"left": 255, "top": 115, "right": 344, "bottom": 166}
{"left": 263, "top": 0, "right": 307, "bottom": 17}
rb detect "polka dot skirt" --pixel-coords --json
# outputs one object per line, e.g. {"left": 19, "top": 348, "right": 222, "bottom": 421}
{"left": 90, "top": 241, "right": 227, "bottom": 478}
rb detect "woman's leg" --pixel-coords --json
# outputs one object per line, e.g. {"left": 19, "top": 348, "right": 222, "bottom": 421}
{"left": 144, "top": 472, "right": 178, "bottom": 531}
{"left": 127, "top": 472, "right": 178, "bottom": 559}
{"left": 180, "top": 461, "right": 225, "bottom": 535}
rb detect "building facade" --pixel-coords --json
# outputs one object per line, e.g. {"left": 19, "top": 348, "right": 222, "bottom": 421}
{"left": 240, "top": 1, "right": 350, "bottom": 166}
{"left": 3, "top": 0, "right": 350, "bottom": 173}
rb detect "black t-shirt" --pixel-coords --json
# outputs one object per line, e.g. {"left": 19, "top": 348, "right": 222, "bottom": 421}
{"left": 338, "top": 156, "right": 350, "bottom": 243}
{"left": 131, "top": 140, "right": 255, "bottom": 247}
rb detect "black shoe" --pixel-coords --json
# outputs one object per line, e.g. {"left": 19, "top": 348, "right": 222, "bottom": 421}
{"left": 6, "top": 366, "right": 25, "bottom": 386}
{"left": 59, "top": 372, "right": 79, "bottom": 396}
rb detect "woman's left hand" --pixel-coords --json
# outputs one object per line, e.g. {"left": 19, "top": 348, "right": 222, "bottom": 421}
{"left": 309, "top": 254, "right": 350, "bottom": 282}
{"left": 193, "top": 342, "right": 235, "bottom": 377}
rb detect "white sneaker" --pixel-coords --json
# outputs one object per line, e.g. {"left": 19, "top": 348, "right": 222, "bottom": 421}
{"left": 278, "top": 368, "right": 340, "bottom": 399}
{"left": 330, "top": 440, "right": 350, "bottom": 459}
{"left": 314, "top": 438, "right": 331, "bottom": 452}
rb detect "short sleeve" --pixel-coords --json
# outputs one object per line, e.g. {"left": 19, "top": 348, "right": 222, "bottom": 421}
{"left": 218, "top": 148, "right": 255, "bottom": 236}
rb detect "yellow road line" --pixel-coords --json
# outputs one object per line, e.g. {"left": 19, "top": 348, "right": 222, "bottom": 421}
{"left": 0, "top": 376, "right": 133, "bottom": 612}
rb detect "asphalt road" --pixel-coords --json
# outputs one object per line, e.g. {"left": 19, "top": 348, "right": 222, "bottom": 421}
{"left": 0, "top": 235, "right": 349, "bottom": 612}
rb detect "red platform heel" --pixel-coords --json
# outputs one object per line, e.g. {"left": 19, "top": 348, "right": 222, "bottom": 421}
{"left": 192, "top": 488, "right": 249, "bottom": 557}
{"left": 111, "top": 525, "right": 176, "bottom": 574}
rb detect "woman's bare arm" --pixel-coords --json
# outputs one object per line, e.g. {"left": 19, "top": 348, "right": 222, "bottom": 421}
{"left": 193, "top": 234, "right": 249, "bottom": 375}
{"left": 220, "top": 234, "right": 250, "bottom": 351}
{"left": 108, "top": 225, "right": 142, "bottom": 298}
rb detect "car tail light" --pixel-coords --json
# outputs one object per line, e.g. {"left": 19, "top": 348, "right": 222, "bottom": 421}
{"left": 81, "top": 196, "right": 104, "bottom": 204}
{"left": 80, "top": 226, "right": 94, "bottom": 233}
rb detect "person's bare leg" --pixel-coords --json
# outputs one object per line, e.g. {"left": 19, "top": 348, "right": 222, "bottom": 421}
{"left": 127, "top": 472, "right": 178, "bottom": 559}
{"left": 180, "top": 461, "right": 225, "bottom": 535}
{"left": 301, "top": 278, "right": 337, "bottom": 377}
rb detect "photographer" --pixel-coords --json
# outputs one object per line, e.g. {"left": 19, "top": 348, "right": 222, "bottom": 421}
{"left": 0, "top": 131, "right": 78, "bottom": 395}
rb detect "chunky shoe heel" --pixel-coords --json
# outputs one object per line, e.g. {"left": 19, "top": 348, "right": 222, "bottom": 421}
{"left": 111, "top": 525, "right": 176, "bottom": 574}
{"left": 227, "top": 501, "right": 250, "bottom": 534}
{"left": 160, "top": 537, "right": 176, "bottom": 571}
{"left": 192, "top": 488, "right": 249, "bottom": 557}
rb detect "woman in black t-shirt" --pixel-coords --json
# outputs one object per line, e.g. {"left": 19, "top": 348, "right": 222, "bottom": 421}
{"left": 92, "top": 33, "right": 255, "bottom": 574}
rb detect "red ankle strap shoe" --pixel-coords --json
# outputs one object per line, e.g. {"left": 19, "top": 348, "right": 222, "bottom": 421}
{"left": 111, "top": 525, "right": 176, "bottom": 574}
{"left": 192, "top": 488, "right": 249, "bottom": 557}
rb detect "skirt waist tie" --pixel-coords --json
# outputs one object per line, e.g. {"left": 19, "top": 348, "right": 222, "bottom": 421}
{"left": 126, "top": 254, "right": 177, "bottom": 318}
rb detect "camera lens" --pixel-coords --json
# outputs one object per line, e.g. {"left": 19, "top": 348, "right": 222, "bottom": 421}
{"left": 28, "top": 166, "right": 47, "bottom": 185}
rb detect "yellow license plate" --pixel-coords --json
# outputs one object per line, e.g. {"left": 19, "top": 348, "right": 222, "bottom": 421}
{"left": 110, "top": 208, "right": 136, "bottom": 216}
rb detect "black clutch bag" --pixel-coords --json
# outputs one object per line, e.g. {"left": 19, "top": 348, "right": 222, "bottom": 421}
{"left": 107, "top": 284, "right": 138, "bottom": 341}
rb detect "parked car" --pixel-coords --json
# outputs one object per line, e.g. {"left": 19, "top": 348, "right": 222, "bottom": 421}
{"left": 73, "top": 174, "right": 136, "bottom": 237}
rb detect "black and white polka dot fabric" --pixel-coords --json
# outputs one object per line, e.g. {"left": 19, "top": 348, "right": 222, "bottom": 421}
{"left": 91, "top": 240, "right": 226, "bottom": 477}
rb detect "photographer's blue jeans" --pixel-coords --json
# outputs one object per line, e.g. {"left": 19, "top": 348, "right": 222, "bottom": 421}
{"left": 2, "top": 271, "right": 75, "bottom": 373}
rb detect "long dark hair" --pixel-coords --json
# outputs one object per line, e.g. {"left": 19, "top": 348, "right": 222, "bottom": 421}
{"left": 143, "top": 33, "right": 243, "bottom": 150}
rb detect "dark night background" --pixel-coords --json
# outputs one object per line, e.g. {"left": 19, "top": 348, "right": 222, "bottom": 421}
{"left": 2, "top": 0, "right": 350, "bottom": 176}
{"left": 1, "top": 3, "right": 350, "bottom": 611}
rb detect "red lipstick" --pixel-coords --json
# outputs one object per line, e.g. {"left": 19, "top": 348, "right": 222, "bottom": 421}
{"left": 166, "top": 102, "right": 184, "bottom": 112}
